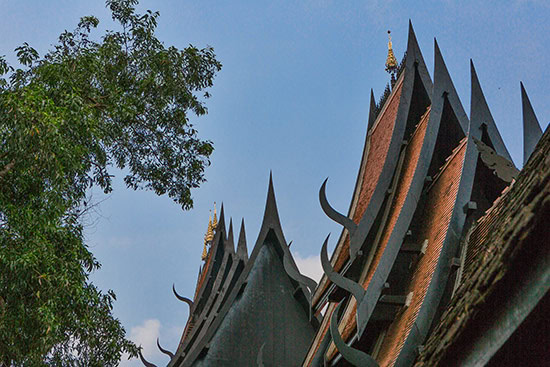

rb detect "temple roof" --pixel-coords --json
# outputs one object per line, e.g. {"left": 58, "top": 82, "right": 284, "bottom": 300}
{"left": 415, "top": 126, "right": 550, "bottom": 367}
{"left": 139, "top": 175, "right": 319, "bottom": 367}
{"left": 306, "top": 24, "right": 526, "bottom": 367}
{"left": 312, "top": 21, "right": 433, "bottom": 314}
{"left": 143, "top": 24, "right": 547, "bottom": 367}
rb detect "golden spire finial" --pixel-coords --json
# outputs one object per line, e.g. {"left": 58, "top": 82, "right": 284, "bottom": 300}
{"left": 206, "top": 212, "right": 214, "bottom": 242}
{"left": 201, "top": 235, "right": 208, "bottom": 261}
{"left": 212, "top": 202, "right": 218, "bottom": 229}
{"left": 385, "top": 30, "right": 398, "bottom": 74}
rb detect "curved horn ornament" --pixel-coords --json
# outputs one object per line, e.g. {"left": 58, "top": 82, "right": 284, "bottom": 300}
{"left": 172, "top": 284, "right": 193, "bottom": 309}
{"left": 156, "top": 338, "right": 175, "bottom": 359}
{"left": 330, "top": 302, "right": 379, "bottom": 367}
{"left": 320, "top": 179, "right": 358, "bottom": 238}
{"left": 321, "top": 235, "right": 365, "bottom": 302}
{"left": 283, "top": 247, "right": 318, "bottom": 295}
{"left": 321, "top": 235, "right": 369, "bottom": 335}
{"left": 139, "top": 349, "right": 158, "bottom": 367}
{"left": 283, "top": 247, "right": 318, "bottom": 320}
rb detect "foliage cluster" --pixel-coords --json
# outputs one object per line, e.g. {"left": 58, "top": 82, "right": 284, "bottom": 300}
{"left": 0, "top": 0, "right": 221, "bottom": 365}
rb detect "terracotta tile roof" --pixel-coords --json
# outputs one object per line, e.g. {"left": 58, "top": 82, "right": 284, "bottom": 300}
{"left": 415, "top": 128, "right": 550, "bottom": 366}
{"left": 194, "top": 247, "right": 213, "bottom": 300}
{"left": 461, "top": 183, "right": 512, "bottom": 282}
{"left": 376, "top": 138, "right": 467, "bottom": 367}
{"left": 325, "top": 106, "right": 433, "bottom": 361}
{"left": 313, "top": 78, "right": 404, "bottom": 306}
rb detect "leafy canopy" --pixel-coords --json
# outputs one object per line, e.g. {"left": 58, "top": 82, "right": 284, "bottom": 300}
{"left": 0, "top": 0, "right": 221, "bottom": 365}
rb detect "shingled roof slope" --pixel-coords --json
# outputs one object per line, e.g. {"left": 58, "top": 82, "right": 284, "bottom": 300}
{"left": 312, "top": 21, "right": 433, "bottom": 314}
{"left": 415, "top": 127, "right": 550, "bottom": 366}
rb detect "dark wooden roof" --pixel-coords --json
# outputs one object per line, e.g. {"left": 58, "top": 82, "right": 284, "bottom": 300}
{"left": 415, "top": 127, "right": 550, "bottom": 366}
{"left": 162, "top": 175, "right": 318, "bottom": 367}
{"left": 311, "top": 20, "right": 434, "bottom": 315}
{"left": 307, "top": 28, "right": 520, "bottom": 367}
{"left": 142, "top": 24, "right": 546, "bottom": 367}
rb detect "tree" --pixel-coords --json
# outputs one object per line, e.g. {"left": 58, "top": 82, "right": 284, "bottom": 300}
{"left": 0, "top": 0, "right": 222, "bottom": 365}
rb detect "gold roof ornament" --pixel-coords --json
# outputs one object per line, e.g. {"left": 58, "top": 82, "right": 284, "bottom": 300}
{"left": 201, "top": 235, "right": 208, "bottom": 261}
{"left": 385, "top": 30, "right": 398, "bottom": 74}
{"left": 212, "top": 202, "right": 218, "bottom": 229}
{"left": 206, "top": 213, "right": 214, "bottom": 242}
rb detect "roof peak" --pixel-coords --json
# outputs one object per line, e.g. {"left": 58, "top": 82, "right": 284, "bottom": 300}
{"left": 469, "top": 60, "right": 514, "bottom": 163}
{"left": 367, "top": 89, "right": 376, "bottom": 132}
{"left": 405, "top": 20, "right": 433, "bottom": 97}
{"left": 258, "top": 172, "right": 283, "bottom": 235}
{"left": 226, "top": 218, "right": 235, "bottom": 254}
{"left": 433, "top": 38, "right": 469, "bottom": 133}
{"left": 521, "top": 82, "right": 543, "bottom": 165}
{"left": 237, "top": 218, "right": 248, "bottom": 261}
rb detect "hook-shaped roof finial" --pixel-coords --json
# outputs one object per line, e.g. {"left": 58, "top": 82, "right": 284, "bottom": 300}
{"left": 138, "top": 349, "right": 158, "bottom": 367}
{"left": 156, "top": 338, "right": 175, "bottom": 359}
{"left": 319, "top": 179, "right": 358, "bottom": 239}
{"left": 330, "top": 302, "right": 379, "bottom": 367}
{"left": 172, "top": 284, "right": 193, "bottom": 309}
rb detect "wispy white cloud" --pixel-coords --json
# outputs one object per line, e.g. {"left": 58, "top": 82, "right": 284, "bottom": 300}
{"left": 293, "top": 252, "right": 323, "bottom": 283}
{"left": 119, "top": 319, "right": 161, "bottom": 366}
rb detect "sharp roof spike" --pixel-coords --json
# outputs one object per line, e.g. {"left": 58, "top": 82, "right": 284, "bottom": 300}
{"left": 217, "top": 203, "right": 226, "bottom": 234}
{"left": 226, "top": 218, "right": 235, "bottom": 253}
{"left": 259, "top": 172, "right": 283, "bottom": 232}
{"left": 404, "top": 19, "right": 433, "bottom": 95}
{"left": 433, "top": 38, "right": 468, "bottom": 133}
{"left": 329, "top": 302, "right": 379, "bottom": 367}
{"left": 156, "top": 338, "right": 175, "bottom": 359}
{"left": 470, "top": 60, "right": 514, "bottom": 162}
{"left": 469, "top": 60, "right": 488, "bottom": 136}
{"left": 407, "top": 20, "right": 421, "bottom": 65}
{"left": 228, "top": 218, "right": 234, "bottom": 239}
{"left": 237, "top": 218, "right": 248, "bottom": 261}
{"left": 172, "top": 284, "right": 193, "bottom": 309}
{"left": 367, "top": 89, "right": 377, "bottom": 132}
{"left": 520, "top": 82, "right": 543, "bottom": 165}
{"left": 138, "top": 349, "right": 158, "bottom": 367}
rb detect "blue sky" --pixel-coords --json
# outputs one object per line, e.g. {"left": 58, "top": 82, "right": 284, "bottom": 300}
{"left": 2, "top": 1, "right": 549, "bottom": 365}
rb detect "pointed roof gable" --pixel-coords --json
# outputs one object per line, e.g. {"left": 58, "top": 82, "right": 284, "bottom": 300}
{"left": 406, "top": 20, "right": 433, "bottom": 94}
{"left": 256, "top": 171, "right": 284, "bottom": 241}
{"left": 225, "top": 218, "right": 235, "bottom": 254}
{"left": 168, "top": 175, "right": 317, "bottom": 367}
{"left": 312, "top": 20, "right": 434, "bottom": 310}
{"left": 433, "top": 39, "right": 469, "bottom": 133}
{"left": 236, "top": 218, "right": 248, "bottom": 261}
{"left": 470, "top": 61, "right": 514, "bottom": 162}
{"left": 367, "top": 89, "right": 377, "bottom": 132}
{"left": 521, "top": 82, "right": 543, "bottom": 165}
